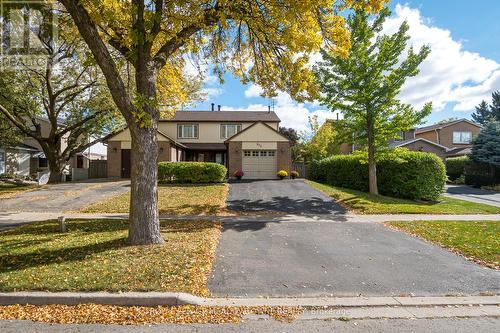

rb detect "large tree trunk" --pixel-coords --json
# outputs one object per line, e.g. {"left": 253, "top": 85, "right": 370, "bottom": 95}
{"left": 367, "top": 119, "right": 378, "bottom": 195}
{"left": 127, "top": 62, "right": 164, "bottom": 245}
{"left": 47, "top": 155, "right": 64, "bottom": 184}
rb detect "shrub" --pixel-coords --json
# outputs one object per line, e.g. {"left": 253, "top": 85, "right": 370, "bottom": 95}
{"left": 158, "top": 162, "right": 227, "bottom": 183}
{"left": 308, "top": 148, "right": 446, "bottom": 201}
{"left": 290, "top": 170, "right": 299, "bottom": 178}
{"left": 445, "top": 156, "right": 468, "bottom": 181}
{"left": 464, "top": 160, "right": 500, "bottom": 187}
{"left": 277, "top": 170, "right": 288, "bottom": 178}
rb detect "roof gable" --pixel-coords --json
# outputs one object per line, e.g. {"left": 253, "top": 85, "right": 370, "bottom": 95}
{"left": 390, "top": 138, "right": 449, "bottom": 151}
{"left": 226, "top": 122, "right": 290, "bottom": 142}
{"left": 415, "top": 119, "right": 481, "bottom": 134}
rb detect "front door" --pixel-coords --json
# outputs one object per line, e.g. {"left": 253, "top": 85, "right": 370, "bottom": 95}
{"left": 121, "top": 149, "right": 131, "bottom": 178}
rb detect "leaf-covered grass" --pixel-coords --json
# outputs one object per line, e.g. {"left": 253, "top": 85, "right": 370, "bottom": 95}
{"left": 307, "top": 180, "right": 500, "bottom": 214}
{"left": 0, "top": 182, "right": 38, "bottom": 199}
{"left": 80, "top": 183, "right": 228, "bottom": 215}
{"left": 0, "top": 219, "right": 221, "bottom": 296}
{"left": 387, "top": 220, "right": 499, "bottom": 269}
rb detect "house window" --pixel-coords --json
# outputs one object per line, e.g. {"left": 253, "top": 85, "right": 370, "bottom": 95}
{"left": 453, "top": 131, "right": 472, "bottom": 144}
{"left": 38, "top": 157, "right": 48, "bottom": 168}
{"left": 0, "top": 150, "right": 5, "bottom": 174}
{"left": 220, "top": 124, "right": 242, "bottom": 139}
{"left": 178, "top": 124, "right": 199, "bottom": 139}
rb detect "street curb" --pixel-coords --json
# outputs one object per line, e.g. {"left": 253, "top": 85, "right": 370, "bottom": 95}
{"left": 1, "top": 292, "right": 499, "bottom": 308}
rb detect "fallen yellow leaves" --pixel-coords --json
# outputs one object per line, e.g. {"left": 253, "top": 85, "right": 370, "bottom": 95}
{"left": 0, "top": 304, "right": 303, "bottom": 325}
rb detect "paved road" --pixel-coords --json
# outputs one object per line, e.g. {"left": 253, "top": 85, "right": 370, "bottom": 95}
{"left": 0, "top": 180, "right": 130, "bottom": 213}
{"left": 209, "top": 220, "right": 499, "bottom": 297}
{"left": 227, "top": 179, "right": 347, "bottom": 215}
{"left": 445, "top": 185, "right": 500, "bottom": 207}
{"left": 2, "top": 318, "right": 499, "bottom": 333}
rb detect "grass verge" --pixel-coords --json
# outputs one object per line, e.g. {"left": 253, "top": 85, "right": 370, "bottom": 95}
{"left": 80, "top": 183, "right": 228, "bottom": 215}
{"left": 306, "top": 180, "right": 500, "bottom": 214}
{"left": 387, "top": 220, "right": 499, "bottom": 269}
{"left": 0, "top": 219, "right": 220, "bottom": 296}
{"left": 0, "top": 182, "right": 38, "bottom": 199}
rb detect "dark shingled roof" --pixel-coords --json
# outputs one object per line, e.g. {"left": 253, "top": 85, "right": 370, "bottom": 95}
{"left": 161, "top": 111, "right": 281, "bottom": 122}
{"left": 182, "top": 143, "right": 227, "bottom": 150}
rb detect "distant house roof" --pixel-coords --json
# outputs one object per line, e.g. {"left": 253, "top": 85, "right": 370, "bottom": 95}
{"left": 389, "top": 138, "right": 449, "bottom": 151}
{"left": 446, "top": 147, "right": 472, "bottom": 157}
{"left": 9, "top": 143, "right": 41, "bottom": 152}
{"left": 415, "top": 118, "right": 481, "bottom": 134}
{"left": 161, "top": 111, "right": 281, "bottom": 122}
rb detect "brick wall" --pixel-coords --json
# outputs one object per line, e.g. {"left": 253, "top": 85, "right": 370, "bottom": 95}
{"left": 107, "top": 141, "right": 121, "bottom": 178}
{"left": 228, "top": 141, "right": 242, "bottom": 178}
{"left": 158, "top": 141, "right": 171, "bottom": 162}
{"left": 277, "top": 142, "right": 291, "bottom": 175}
{"left": 403, "top": 141, "right": 447, "bottom": 160}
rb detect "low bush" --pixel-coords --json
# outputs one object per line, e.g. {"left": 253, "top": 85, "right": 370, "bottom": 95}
{"left": 308, "top": 148, "right": 446, "bottom": 201}
{"left": 0, "top": 173, "right": 17, "bottom": 179}
{"left": 445, "top": 156, "right": 468, "bottom": 181}
{"left": 158, "top": 162, "right": 227, "bottom": 183}
{"left": 464, "top": 160, "right": 500, "bottom": 187}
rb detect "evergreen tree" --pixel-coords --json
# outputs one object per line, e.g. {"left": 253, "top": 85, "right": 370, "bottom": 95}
{"left": 471, "top": 121, "right": 500, "bottom": 167}
{"left": 315, "top": 8, "right": 431, "bottom": 195}
{"left": 471, "top": 90, "right": 500, "bottom": 125}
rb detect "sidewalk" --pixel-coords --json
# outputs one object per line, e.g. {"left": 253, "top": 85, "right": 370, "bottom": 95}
{"left": 2, "top": 211, "right": 500, "bottom": 229}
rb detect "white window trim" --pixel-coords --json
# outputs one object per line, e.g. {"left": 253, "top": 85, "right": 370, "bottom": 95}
{"left": 453, "top": 131, "right": 472, "bottom": 144}
{"left": 220, "top": 123, "right": 242, "bottom": 139}
{"left": 177, "top": 124, "right": 199, "bottom": 139}
{"left": 0, "top": 148, "right": 5, "bottom": 174}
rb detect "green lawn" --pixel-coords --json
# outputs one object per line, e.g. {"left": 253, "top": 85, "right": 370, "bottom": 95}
{"left": 387, "top": 220, "right": 499, "bottom": 269}
{"left": 81, "top": 183, "right": 228, "bottom": 215}
{"left": 0, "top": 182, "right": 37, "bottom": 199}
{"left": 0, "top": 219, "right": 220, "bottom": 296}
{"left": 307, "top": 180, "right": 500, "bottom": 214}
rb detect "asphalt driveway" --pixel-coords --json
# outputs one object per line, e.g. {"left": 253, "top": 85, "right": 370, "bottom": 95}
{"left": 0, "top": 180, "right": 130, "bottom": 213}
{"left": 209, "top": 221, "right": 499, "bottom": 297}
{"left": 226, "top": 179, "right": 346, "bottom": 215}
{"left": 445, "top": 185, "right": 500, "bottom": 207}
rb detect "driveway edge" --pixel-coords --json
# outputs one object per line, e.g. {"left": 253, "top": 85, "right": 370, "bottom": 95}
{"left": 1, "top": 292, "right": 498, "bottom": 308}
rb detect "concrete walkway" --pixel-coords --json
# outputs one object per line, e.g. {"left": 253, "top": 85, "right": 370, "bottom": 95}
{"left": 0, "top": 180, "right": 130, "bottom": 213}
{"left": 1, "top": 212, "right": 500, "bottom": 229}
{"left": 445, "top": 184, "right": 500, "bottom": 207}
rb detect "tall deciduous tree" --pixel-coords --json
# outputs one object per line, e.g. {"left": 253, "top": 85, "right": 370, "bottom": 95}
{"left": 0, "top": 13, "right": 120, "bottom": 183}
{"left": 315, "top": 8, "right": 431, "bottom": 195}
{"left": 57, "top": 0, "right": 386, "bottom": 245}
{"left": 472, "top": 91, "right": 500, "bottom": 125}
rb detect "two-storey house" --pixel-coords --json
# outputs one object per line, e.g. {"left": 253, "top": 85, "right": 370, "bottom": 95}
{"left": 105, "top": 110, "right": 292, "bottom": 179}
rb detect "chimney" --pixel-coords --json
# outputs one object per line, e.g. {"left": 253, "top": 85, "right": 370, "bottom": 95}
{"left": 211, "top": 103, "right": 215, "bottom": 111}
{"left": 268, "top": 105, "right": 271, "bottom": 112}
{"left": 217, "top": 104, "right": 221, "bottom": 111}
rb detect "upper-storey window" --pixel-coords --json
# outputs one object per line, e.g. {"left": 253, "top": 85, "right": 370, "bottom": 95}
{"left": 453, "top": 131, "right": 472, "bottom": 144}
{"left": 178, "top": 124, "right": 199, "bottom": 139}
{"left": 220, "top": 124, "right": 242, "bottom": 139}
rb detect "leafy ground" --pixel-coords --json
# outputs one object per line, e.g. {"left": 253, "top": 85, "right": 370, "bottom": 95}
{"left": 0, "top": 219, "right": 220, "bottom": 296}
{"left": 0, "top": 304, "right": 302, "bottom": 325}
{"left": 81, "top": 183, "right": 228, "bottom": 215}
{"left": 387, "top": 220, "right": 499, "bottom": 269}
{"left": 307, "top": 180, "right": 500, "bottom": 214}
{"left": 0, "top": 182, "right": 38, "bottom": 199}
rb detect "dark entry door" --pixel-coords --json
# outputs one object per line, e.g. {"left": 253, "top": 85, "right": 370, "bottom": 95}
{"left": 121, "top": 149, "right": 131, "bottom": 178}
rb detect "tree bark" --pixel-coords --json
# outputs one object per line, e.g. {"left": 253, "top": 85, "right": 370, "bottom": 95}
{"left": 367, "top": 118, "right": 378, "bottom": 195}
{"left": 127, "top": 62, "right": 164, "bottom": 245}
{"left": 47, "top": 152, "right": 65, "bottom": 184}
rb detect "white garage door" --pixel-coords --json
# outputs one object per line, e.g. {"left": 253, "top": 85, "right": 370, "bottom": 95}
{"left": 242, "top": 150, "right": 277, "bottom": 179}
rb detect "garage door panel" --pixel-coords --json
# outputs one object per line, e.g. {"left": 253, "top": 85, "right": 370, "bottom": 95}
{"left": 242, "top": 150, "right": 277, "bottom": 179}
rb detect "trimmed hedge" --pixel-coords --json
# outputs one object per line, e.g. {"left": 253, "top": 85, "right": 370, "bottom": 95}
{"left": 158, "top": 162, "right": 227, "bottom": 183}
{"left": 445, "top": 156, "right": 468, "bottom": 181}
{"left": 308, "top": 149, "right": 446, "bottom": 201}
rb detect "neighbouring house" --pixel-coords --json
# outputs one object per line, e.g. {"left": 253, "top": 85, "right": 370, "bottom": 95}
{"left": 390, "top": 119, "right": 482, "bottom": 159}
{"left": 0, "top": 117, "right": 98, "bottom": 180}
{"left": 105, "top": 110, "right": 292, "bottom": 179}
